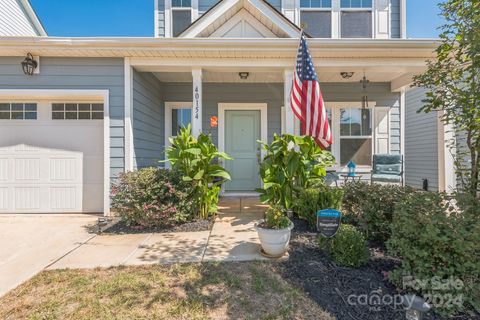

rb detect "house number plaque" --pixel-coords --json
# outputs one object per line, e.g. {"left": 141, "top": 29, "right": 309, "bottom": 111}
{"left": 194, "top": 86, "right": 200, "bottom": 120}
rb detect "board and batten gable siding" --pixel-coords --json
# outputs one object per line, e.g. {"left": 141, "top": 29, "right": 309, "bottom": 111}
{"left": 132, "top": 70, "right": 165, "bottom": 168}
{"left": 0, "top": 57, "right": 125, "bottom": 178}
{"left": 390, "top": 0, "right": 401, "bottom": 38}
{"left": 405, "top": 88, "right": 439, "bottom": 190}
{"left": 0, "top": 0, "right": 43, "bottom": 36}
{"left": 160, "top": 81, "right": 400, "bottom": 154}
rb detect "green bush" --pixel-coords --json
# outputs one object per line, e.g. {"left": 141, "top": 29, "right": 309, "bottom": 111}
{"left": 257, "top": 134, "right": 335, "bottom": 210}
{"left": 111, "top": 168, "right": 199, "bottom": 227}
{"left": 263, "top": 205, "right": 292, "bottom": 229}
{"left": 317, "top": 224, "right": 369, "bottom": 268}
{"left": 294, "top": 186, "right": 343, "bottom": 227}
{"left": 165, "top": 125, "right": 232, "bottom": 219}
{"left": 342, "top": 182, "right": 416, "bottom": 243}
{"left": 387, "top": 192, "right": 480, "bottom": 316}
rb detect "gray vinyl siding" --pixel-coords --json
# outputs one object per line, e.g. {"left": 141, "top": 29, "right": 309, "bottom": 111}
{"left": 160, "top": 81, "right": 400, "bottom": 153}
{"left": 132, "top": 70, "right": 164, "bottom": 168}
{"left": 0, "top": 57, "right": 125, "bottom": 178}
{"left": 199, "top": 0, "right": 219, "bottom": 13}
{"left": 405, "top": 88, "right": 439, "bottom": 190}
{"left": 390, "top": 0, "right": 401, "bottom": 38}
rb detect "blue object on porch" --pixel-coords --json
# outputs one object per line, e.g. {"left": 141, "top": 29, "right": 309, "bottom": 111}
{"left": 371, "top": 154, "right": 403, "bottom": 184}
{"left": 347, "top": 160, "right": 356, "bottom": 177}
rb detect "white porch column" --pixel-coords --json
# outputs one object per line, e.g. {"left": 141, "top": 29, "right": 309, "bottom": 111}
{"left": 283, "top": 69, "right": 295, "bottom": 135}
{"left": 192, "top": 68, "right": 203, "bottom": 137}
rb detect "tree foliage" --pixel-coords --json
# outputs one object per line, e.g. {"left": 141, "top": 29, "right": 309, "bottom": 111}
{"left": 413, "top": 0, "right": 480, "bottom": 196}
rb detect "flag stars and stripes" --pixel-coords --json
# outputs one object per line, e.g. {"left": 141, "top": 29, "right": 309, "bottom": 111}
{"left": 289, "top": 32, "right": 332, "bottom": 149}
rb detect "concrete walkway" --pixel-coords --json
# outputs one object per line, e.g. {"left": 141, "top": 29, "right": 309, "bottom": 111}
{"left": 48, "top": 197, "right": 269, "bottom": 270}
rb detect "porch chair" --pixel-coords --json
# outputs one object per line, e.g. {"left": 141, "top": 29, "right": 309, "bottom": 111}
{"left": 371, "top": 154, "right": 403, "bottom": 185}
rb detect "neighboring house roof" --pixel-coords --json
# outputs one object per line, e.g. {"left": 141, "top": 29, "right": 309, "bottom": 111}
{"left": 0, "top": 0, "right": 47, "bottom": 36}
{"left": 179, "top": 0, "right": 301, "bottom": 38}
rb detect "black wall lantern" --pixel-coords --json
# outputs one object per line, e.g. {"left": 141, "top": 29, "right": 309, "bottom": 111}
{"left": 21, "top": 53, "right": 38, "bottom": 75}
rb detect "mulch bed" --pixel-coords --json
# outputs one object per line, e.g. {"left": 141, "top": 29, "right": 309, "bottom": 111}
{"left": 103, "top": 218, "right": 214, "bottom": 234}
{"left": 274, "top": 218, "right": 444, "bottom": 320}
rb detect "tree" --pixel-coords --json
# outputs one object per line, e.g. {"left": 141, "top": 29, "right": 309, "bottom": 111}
{"left": 413, "top": 0, "right": 480, "bottom": 197}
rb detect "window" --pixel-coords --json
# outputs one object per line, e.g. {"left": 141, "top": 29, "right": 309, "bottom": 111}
{"left": 52, "top": 103, "right": 104, "bottom": 120}
{"left": 171, "top": 108, "right": 192, "bottom": 136}
{"left": 0, "top": 103, "right": 37, "bottom": 120}
{"left": 340, "top": 0, "right": 373, "bottom": 38}
{"left": 340, "top": 0, "right": 372, "bottom": 8}
{"left": 172, "top": 0, "right": 192, "bottom": 37}
{"left": 300, "top": 11, "right": 332, "bottom": 38}
{"left": 339, "top": 108, "right": 372, "bottom": 166}
{"left": 300, "top": 0, "right": 332, "bottom": 7}
{"left": 172, "top": 0, "right": 191, "bottom": 6}
{"left": 300, "top": 0, "right": 332, "bottom": 38}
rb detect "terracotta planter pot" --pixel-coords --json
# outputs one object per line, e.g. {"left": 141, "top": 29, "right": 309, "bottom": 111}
{"left": 255, "top": 220, "right": 294, "bottom": 257}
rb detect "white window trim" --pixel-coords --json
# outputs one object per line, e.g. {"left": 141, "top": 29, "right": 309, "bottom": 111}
{"left": 326, "top": 101, "right": 376, "bottom": 172}
{"left": 0, "top": 102, "right": 38, "bottom": 121}
{"left": 164, "top": 101, "right": 193, "bottom": 168}
{"left": 0, "top": 89, "right": 110, "bottom": 215}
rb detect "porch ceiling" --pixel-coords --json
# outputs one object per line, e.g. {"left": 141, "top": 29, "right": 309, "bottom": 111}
{"left": 148, "top": 68, "right": 418, "bottom": 84}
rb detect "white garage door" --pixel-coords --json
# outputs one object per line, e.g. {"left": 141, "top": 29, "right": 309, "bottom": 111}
{"left": 0, "top": 100, "right": 104, "bottom": 213}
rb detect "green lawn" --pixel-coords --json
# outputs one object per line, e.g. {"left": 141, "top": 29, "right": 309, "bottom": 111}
{"left": 0, "top": 262, "right": 333, "bottom": 320}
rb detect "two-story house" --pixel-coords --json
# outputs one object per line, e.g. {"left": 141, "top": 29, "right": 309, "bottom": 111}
{"left": 0, "top": 0, "right": 447, "bottom": 215}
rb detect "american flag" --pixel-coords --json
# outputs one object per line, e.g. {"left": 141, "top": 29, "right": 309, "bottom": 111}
{"left": 290, "top": 32, "right": 332, "bottom": 149}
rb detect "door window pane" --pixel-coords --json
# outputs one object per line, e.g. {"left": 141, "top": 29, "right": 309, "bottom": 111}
{"left": 172, "top": 10, "right": 192, "bottom": 37}
{"left": 301, "top": 11, "right": 332, "bottom": 38}
{"left": 340, "top": 138, "right": 372, "bottom": 166}
{"left": 171, "top": 108, "right": 192, "bottom": 136}
{"left": 341, "top": 11, "right": 372, "bottom": 38}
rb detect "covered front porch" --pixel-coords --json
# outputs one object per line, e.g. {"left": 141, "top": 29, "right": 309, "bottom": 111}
{"left": 125, "top": 39, "right": 434, "bottom": 192}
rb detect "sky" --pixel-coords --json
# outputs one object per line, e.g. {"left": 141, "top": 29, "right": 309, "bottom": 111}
{"left": 29, "top": 0, "right": 445, "bottom": 38}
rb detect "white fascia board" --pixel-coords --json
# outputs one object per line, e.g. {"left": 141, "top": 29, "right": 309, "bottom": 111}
{"left": 180, "top": 0, "right": 239, "bottom": 37}
{"left": 0, "top": 36, "right": 440, "bottom": 49}
{"left": 20, "top": 0, "right": 47, "bottom": 36}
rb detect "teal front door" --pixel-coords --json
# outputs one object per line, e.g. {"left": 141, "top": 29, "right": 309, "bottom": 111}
{"left": 224, "top": 110, "right": 261, "bottom": 192}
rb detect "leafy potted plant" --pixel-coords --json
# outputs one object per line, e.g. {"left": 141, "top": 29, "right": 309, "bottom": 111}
{"left": 255, "top": 205, "right": 294, "bottom": 257}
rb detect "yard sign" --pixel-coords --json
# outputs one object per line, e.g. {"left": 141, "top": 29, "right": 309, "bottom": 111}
{"left": 316, "top": 209, "right": 341, "bottom": 238}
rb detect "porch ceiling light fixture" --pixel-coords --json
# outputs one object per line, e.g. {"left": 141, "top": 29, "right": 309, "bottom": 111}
{"left": 238, "top": 72, "right": 249, "bottom": 80}
{"left": 340, "top": 72, "right": 354, "bottom": 79}
{"left": 21, "top": 53, "right": 38, "bottom": 76}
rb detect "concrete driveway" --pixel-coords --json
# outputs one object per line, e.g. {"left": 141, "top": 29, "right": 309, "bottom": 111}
{"left": 0, "top": 214, "right": 98, "bottom": 297}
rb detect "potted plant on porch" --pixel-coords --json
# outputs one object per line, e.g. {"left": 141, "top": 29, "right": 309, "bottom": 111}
{"left": 255, "top": 205, "right": 294, "bottom": 257}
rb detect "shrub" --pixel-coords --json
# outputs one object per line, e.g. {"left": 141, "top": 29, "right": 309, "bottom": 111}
{"left": 111, "top": 168, "right": 199, "bottom": 227}
{"left": 294, "top": 186, "right": 343, "bottom": 227}
{"left": 263, "top": 205, "right": 292, "bottom": 229}
{"left": 317, "top": 224, "right": 369, "bottom": 268}
{"left": 341, "top": 182, "right": 416, "bottom": 243}
{"left": 387, "top": 192, "right": 480, "bottom": 316}
{"left": 257, "top": 134, "right": 335, "bottom": 210}
{"left": 165, "top": 125, "right": 232, "bottom": 219}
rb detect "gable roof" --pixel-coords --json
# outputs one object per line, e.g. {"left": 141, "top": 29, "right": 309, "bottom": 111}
{"left": 179, "top": 0, "right": 301, "bottom": 38}
{"left": 0, "top": 0, "right": 47, "bottom": 36}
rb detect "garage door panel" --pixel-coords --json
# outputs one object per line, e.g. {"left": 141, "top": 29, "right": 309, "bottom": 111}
{"left": 50, "top": 157, "right": 81, "bottom": 182}
{"left": 14, "top": 187, "right": 41, "bottom": 210}
{"left": 14, "top": 158, "right": 41, "bottom": 181}
{"left": 50, "top": 186, "right": 81, "bottom": 210}
{"left": 0, "top": 187, "right": 8, "bottom": 210}
{"left": 0, "top": 158, "right": 7, "bottom": 181}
